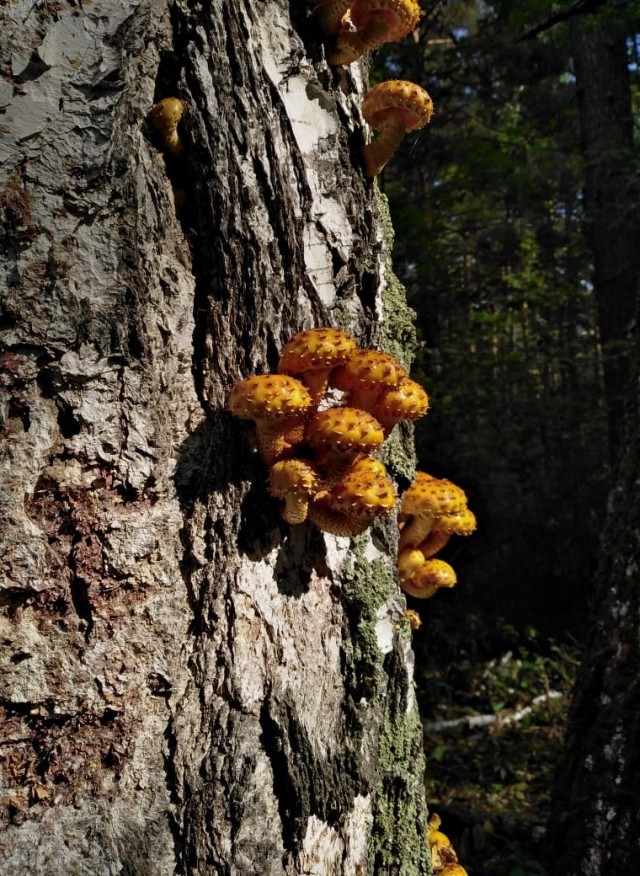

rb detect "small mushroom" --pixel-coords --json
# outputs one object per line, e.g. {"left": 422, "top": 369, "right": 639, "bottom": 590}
{"left": 269, "top": 459, "right": 321, "bottom": 524}
{"left": 398, "top": 555, "right": 457, "bottom": 600}
{"left": 398, "top": 472, "right": 469, "bottom": 550}
{"left": 361, "top": 80, "right": 434, "bottom": 177}
{"left": 278, "top": 327, "right": 356, "bottom": 404}
{"left": 150, "top": 97, "right": 185, "bottom": 157}
{"left": 371, "top": 375, "right": 429, "bottom": 434}
{"left": 330, "top": 348, "right": 407, "bottom": 413}
{"left": 305, "top": 406, "right": 386, "bottom": 484}
{"left": 307, "top": 454, "right": 396, "bottom": 536}
{"left": 327, "top": 0, "right": 421, "bottom": 66}
{"left": 227, "top": 374, "right": 313, "bottom": 464}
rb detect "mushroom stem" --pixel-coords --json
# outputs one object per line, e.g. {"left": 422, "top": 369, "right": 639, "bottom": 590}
{"left": 398, "top": 512, "right": 435, "bottom": 551}
{"left": 362, "top": 114, "right": 408, "bottom": 177}
{"left": 327, "top": 19, "right": 390, "bottom": 65}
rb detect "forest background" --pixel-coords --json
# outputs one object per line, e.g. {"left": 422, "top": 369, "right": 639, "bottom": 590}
{"left": 378, "top": 1, "right": 640, "bottom": 873}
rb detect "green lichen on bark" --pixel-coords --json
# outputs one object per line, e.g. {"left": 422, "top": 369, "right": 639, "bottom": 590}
{"left": 375, "top": 189, "right": 418, "bottom": 371}
{"left": 372, "top": 701, "right": 432, "bottom": 875}
{"left": 341, "top": 534, "right": 397, "bottom": 700}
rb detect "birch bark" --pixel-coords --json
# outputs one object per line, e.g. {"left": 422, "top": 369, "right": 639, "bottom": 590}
{"left": 0, "top": 1, "right": 429, "bottom": 873}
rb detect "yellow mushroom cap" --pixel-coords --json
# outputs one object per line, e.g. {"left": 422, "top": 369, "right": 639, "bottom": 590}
{"left": 331, "top": 348, "right": 407, "bottom": 392}
{"left": 269, "top": 459, "right": 321, "bottom": 524}
{"left": 307, "top": 454, "right": 396, "bottom": 535}
{"left": 401, "top": 473, "right": 468, "bottom": 518}
{"left": 435, "top": 507, "right": 477, "bottom": 536}
{"left": 373, "top": 376, "right": 430, "bottom": 425}
{"left": 278, "top": 327, "right": 356, "bottom": 375}
{"left": 305, "top": 407, "right": 385, "bottom": 454}
{"left": 362, "top": 80, "right": 434, "bottom": 134}
{"left": 150, "top": 97, "right": 185, "bottom": 155}
{"left": 399, "top": 558, "right": 457, "bottom": 600}
{"left": 327, "top": 455, "right": 396, "bottom": 515}
{"left": 269, "top": 459, "right": 319, "bottom": 497}
{"left": 350, "top": 0, "right": 421, "bottom": 42}
{"left": 439, "top": 866, "right": 469, "bottom": 876}
{"left": 227, "top": 374, "right": 312, "bottom": 420}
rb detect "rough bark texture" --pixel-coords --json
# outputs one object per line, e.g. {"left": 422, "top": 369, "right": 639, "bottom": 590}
{"left": 0, "top": 1, "right": 428, "bottom": 874}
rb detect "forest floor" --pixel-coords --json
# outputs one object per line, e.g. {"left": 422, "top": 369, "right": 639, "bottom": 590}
{"left": 416, "top": 625, "right": 581, "bottom": 876}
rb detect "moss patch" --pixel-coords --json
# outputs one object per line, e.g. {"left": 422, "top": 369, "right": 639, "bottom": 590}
{"left": 376, "top": 189, "right": 418, "bottom": 370}
{"left": 341, "top": 534, "right": 397, "bottom": 701}
{"left": 372, "top": 666, "right": 431, "bottom": 875}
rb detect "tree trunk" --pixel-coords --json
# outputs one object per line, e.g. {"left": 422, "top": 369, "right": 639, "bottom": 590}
{"left": 0, "top": 2, "right": 429, "bottom": 874}
{"left": 547, "top": 8, "right": 640, "bottom": 873}
{"left": 569, "top": 6, "right": 640, "bottom": 462}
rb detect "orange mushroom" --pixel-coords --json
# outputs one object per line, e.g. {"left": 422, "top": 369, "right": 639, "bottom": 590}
{"left": 304, "top": 406, "right": 385, "bottom": 484}
{"left": 150, "top": 97, "right": 185, "bottom": 157}
{"left": 278, "top": 327, "right": 356, "bottom": 405}
{"left": 398, "top": 472, "right": 469, "bottom": 550}
{"left": 269, "top": 459, "right": 321, "bottom": 524}
{"left": 307, "top": 454, "right": 396, "bottom": 536}
{"left": 371, "top": 375, "right": 429, "bottom": 434}
{"left": 361, "top": 80, "right": 434, "bottom": 177}
{"left": 327, "top": 0, "right": 421, "bottom": 65}
{"left": 330, "top": 348, "right": 407, "bottom": 413}
{"left": 398, "top": 555, "right": 457, "bottom": 599}
{"left": 227, "top": 374, "right": 313, "bottom": 465}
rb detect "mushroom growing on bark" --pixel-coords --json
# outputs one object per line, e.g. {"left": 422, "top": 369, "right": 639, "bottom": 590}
{"left": 278, "top": 326, "right": 356, "bottom": 405}
{"left": 308, "top": 454, "right": 396, "bottom": 536}
{"left": 371, "top": 375, "right": 430, "bottom": 434}
{"left": 398, "top": 555, "right": 457, "bottom": 599}
{"left": 330, "top": 348, "right": 407, "bottom": 413}
{"left": 269, "top": 459, "right": 321, "bottom": 524}
{"left": 304, "top": 406, "right": 386, "bottom": 484}
{"left": 227, "top": 374, "right": 313, "bottom": 465}
{"left": 398, "top": 472, "right": 469, "bottom": 550}
{"left": 361, "top": 80, "right": 434, "bottom": 177}
{"left": 326, "top": 0, "right": 421, "bottom": 66}
{"left": 150, "top": 97, "right": 185, "bottom": 156}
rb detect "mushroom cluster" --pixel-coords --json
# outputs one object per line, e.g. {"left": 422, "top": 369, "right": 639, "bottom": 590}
{"left": 227, "top": 327, "right": 429, "bottom": 537}
{"left": 397, "top": 471, "right": 476, "bottom": 600}
{"left": 428, "top": 813, "right": 469, "bottom": 876}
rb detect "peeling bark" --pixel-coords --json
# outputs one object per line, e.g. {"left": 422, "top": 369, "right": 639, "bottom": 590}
{"left": 0, "top": 1, "right": 429, "bottom": 874}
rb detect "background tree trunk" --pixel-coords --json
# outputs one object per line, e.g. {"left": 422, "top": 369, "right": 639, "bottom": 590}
{"left": 547, "top": 6, "right": 640, "bottom": 873}
{"left": 0, "top": 2, "right": 429, "bottom": 873}
{"left": 569, "top": 5, "right": 640, "bottom": 462}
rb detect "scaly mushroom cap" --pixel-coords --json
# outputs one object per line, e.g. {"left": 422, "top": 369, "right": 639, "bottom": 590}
{"left": 227, "top": 374, "right": 312, "bottom": 420}
{"left": 278, "top": 327, "right": 356, "bottom": 402}
{"left": 435, "top": 507, "right": 477, "bottom": 536}
{"left": 372, "top": 375, "right": 430, "bottom": 432}
{"left": 150, "top": 97, "right": 185, "bottom": 156}
{"left": 327, "top": 0, "right": 421, "bottom": 65}
{"left": 331, "top": 348, "right": 407, "bottom": 412}
{"left": 228, "top": 374, "right": 313, "bottom": 464}
{"left": 305, "top": 407, "right": 385, "bottom": 455}
{"left": 399, "top": 557, "right": 457, "bottom": 600}
{"left": 439, "top": 866, "right": 469, "bottom": 876}
{"left": 269, "top": 459, "right": 320, "bottom": 524}
{"left": 361, "top": 80, "right": 434, "bottom": 177}
{"left": 308, "top": 455, "right": 396, "bottom": 536}
{"left": 399, "top": 472, "right": 468, "bottom": 549}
